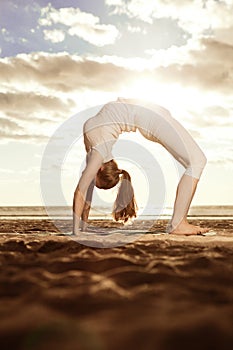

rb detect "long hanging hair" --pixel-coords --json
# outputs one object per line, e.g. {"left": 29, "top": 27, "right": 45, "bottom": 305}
{"left": 96, "top": 160, "right": 137, "bottom": 223}
{"left": 112, "top": 170, "right": 137, "bottom": 223}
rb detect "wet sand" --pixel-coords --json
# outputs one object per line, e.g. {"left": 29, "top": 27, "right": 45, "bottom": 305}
{"left": 0, "top": 219, "right": 233, "bottom": 350}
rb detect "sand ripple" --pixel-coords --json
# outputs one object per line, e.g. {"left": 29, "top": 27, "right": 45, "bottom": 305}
{"left": 0, "top": 219, "right": 232, "bottom": 349}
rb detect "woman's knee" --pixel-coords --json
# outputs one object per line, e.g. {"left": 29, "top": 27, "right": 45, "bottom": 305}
{"left": 185, "top": 151, "right": 207, "bottom": 179}
{"left": 198, "top": 151, "right": 207, "bottom": 169}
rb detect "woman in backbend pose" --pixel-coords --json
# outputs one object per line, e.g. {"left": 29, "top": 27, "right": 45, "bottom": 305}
{"left": 73, "top": 98, "right": 209, "bottom": 235}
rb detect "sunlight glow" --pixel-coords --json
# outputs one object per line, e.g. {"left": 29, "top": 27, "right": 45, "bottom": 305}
{"left": 119, "top": 76, "right": 218, "bottom": 116}
{"left": 119, "top": 77, "right": 190, "bottom": 113}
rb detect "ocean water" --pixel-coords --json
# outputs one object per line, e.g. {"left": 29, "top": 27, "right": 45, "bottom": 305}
{"left": 0, "top": 205, "right": 232, "bottom": 220}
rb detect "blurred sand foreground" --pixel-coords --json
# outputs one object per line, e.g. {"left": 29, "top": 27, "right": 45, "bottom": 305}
{"left": 0, "top": 219, "right": 232, "bottom": 350}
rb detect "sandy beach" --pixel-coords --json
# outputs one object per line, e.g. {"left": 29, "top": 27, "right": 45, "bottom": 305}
{"left": 0, "top": 218, "right": 233, "bottom": 350}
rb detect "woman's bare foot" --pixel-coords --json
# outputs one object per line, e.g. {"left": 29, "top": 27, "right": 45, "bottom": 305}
{"left": 167, "top": 220, "right": 210, "bottom": 235}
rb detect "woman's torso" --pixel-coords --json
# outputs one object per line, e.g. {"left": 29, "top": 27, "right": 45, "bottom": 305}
{"left": 83, "top": 98, "right": 172, "bottom": 161}
{"left": 84, "top": 98, "right": 170, "bottom": 140}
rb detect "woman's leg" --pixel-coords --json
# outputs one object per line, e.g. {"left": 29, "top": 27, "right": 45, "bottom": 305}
{"left": 167, "top": 174, "right": 209, "bottom": 234}
{"left": 135, "top": 104, "right": 210, "bottom": 234}
{"left": 146, "top": 111, "right": 210, "bottom": 234}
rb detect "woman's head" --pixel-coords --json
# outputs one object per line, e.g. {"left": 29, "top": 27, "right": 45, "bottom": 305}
{"left": 95, "top": 159, "right": 121, "bottom": 190}
{"left": 95, "top": 159, "right": 138, "bottom": 223}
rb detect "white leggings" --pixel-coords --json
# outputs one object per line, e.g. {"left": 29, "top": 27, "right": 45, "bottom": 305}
{"left": 134, "top": 105, "right": 207, "bottom": 179}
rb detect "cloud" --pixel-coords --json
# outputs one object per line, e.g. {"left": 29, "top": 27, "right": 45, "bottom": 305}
{"left": 0, "top": 166, "right": 40, "bottom": 176}
{"left": 0, "top": 52, "right": 136, "bottom": 142}
{"left": 0, "top": 52, "right": 137, "bottom": 94}
{"left": 1, "top": 27, "right": 15, "bottom": 44}
{"left": 0, "top": 128, "right": 49, "bottom": 142}
{"left": 205, "top": 131, "right": 233, "bottom": 165}
{"left": 0, "top": 91, "right": 74, "bottom": 120}
{"left": 0, "top": 117, "right": 23, "bottom": 131}
{"left": 170, "top": 38, "right": 233, "bottom": 93}
{"left": 213, "top": 24, "right": 233, "bottom": 46}
{"left": 43, "top": 29, "right": 65, "bottom": 43}
{"left": 127, "top": 24, "right": 147, "bottom": 34}
{"left": 0, "top": 78, "right": 76, "bottom": 142}
{"left": 39, "top": 5, "right": 120, "bottom": 47}
{"left": 1, "top": 37, "right": 232, "bottom": 99}
{"left": 189, "top": 106, "right": 232, "bottom": 128}
{"left": 87, "top": 37, "right": 233, "bottom": 96}
{"left": 0, "top": 35, "right": 232, "bottom": 143}
{"left": 105, "top": 0, "right": 233, "bottom": 38}
{"left": 0, "top": 120, "right": 50, "bottom": 142}
{"left": 208, "top": 157, "right": 233, "bottom": 165}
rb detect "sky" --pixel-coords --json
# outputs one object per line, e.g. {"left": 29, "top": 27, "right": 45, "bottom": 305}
{"left": 0, "top": 0, "right": 233, "bottom": 208}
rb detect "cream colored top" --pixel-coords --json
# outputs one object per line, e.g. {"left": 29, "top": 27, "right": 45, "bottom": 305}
{"left": 83, "top": 97, "right": 206, "bottom": 179}
{"left": 83, "top": 98, "right": 136, "bottom": 162}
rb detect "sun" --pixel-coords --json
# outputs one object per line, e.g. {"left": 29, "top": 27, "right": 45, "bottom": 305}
{"left": 119, "top": 77, "right": 158, "bottom": 102}
{"left": 119, "top": 76, "right": 202, "bottom": 113}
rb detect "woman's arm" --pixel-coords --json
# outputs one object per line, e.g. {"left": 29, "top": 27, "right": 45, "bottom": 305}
{"left": 80, "top": 180, "right": 95, "bottom": 231}
{"left": 73, "top": 150, "right": 103, "bottom": 234}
